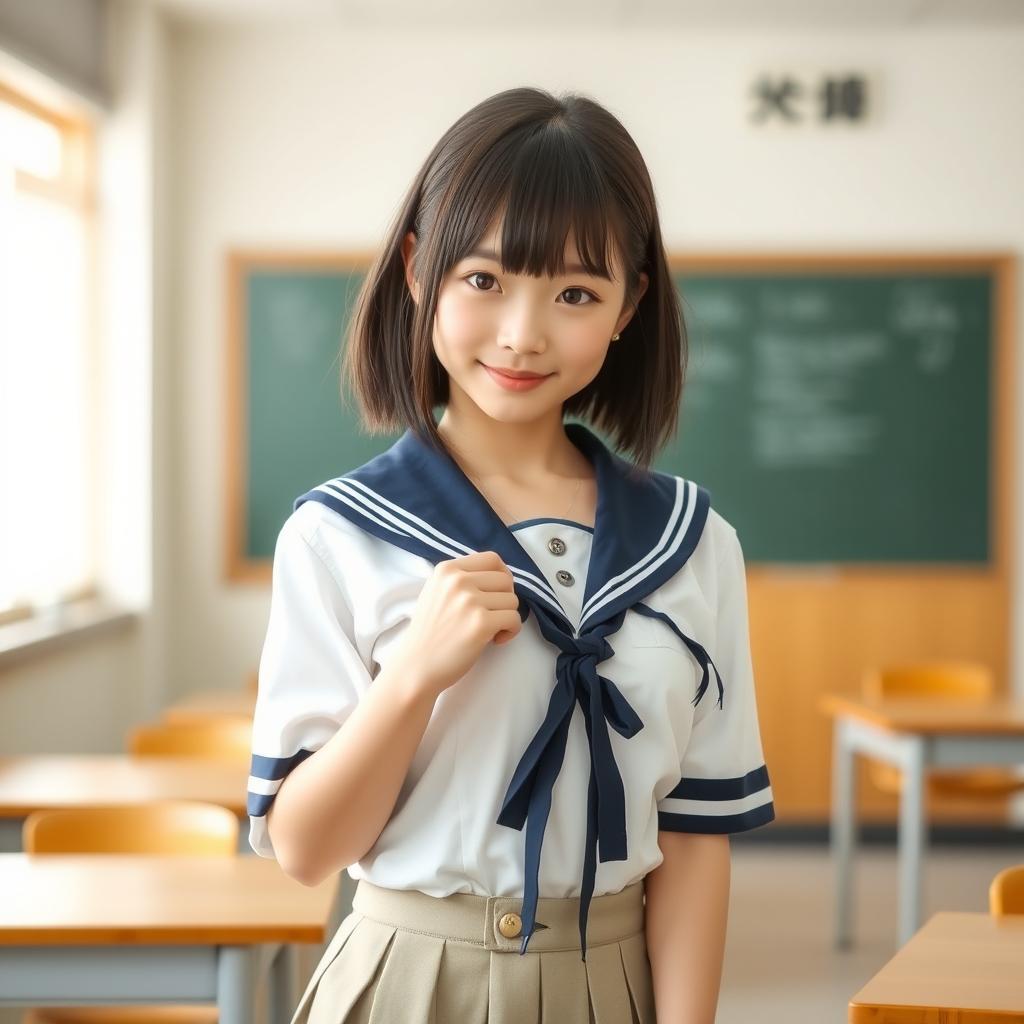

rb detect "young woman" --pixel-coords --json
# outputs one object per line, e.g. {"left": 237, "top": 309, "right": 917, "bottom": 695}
{"left": 247, "top": 86, "right": 775, "bottom": 1024}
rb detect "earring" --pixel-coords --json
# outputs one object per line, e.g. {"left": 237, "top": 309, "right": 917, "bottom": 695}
{"left": 611, "top": 333, "right": 621, "bottom": 341}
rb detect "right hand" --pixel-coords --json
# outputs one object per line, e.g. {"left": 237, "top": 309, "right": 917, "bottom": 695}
{"left": 396, "top": 550, "right": 523, "bottom": 699}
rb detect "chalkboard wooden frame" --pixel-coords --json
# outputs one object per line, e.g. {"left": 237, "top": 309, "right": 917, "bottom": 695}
{"left": 666, "top": 251, "right": 1015, "bottom": 578}
{"left": 223, "top": 249, "right": 1015, "bottom": 586}
{"left": 224, "top": 249, "right": 375, "bottom": 584}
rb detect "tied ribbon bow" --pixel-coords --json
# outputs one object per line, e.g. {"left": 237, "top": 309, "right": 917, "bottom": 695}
{"left": 495, "top": 600, "right": 726, "bottom": 962}
{"left": 496, "top": 605, "right": 643, "bottom": 962}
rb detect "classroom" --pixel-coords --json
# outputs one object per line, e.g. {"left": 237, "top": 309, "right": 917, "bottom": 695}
{"left": 1, "top": 0, "right": 1022, "bottom": 1022}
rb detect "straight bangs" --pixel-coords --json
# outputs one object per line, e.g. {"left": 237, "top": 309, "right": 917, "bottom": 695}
{"left": 436, "top": 125, "right": 629, "bottom": 288}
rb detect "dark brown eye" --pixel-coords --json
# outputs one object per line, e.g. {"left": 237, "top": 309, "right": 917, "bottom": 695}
{"left": 467, "top": 272, "right": 497, "bottom": 291}
{"left": 561, "top": 287, "right": 596, "bottom": 306}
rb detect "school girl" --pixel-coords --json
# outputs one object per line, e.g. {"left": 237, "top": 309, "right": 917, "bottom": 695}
{"left": 246, "top": 86, "right": 776, "bottom": 1024}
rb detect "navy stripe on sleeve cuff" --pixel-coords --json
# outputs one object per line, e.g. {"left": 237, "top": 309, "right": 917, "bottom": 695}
{"left": 249, "top": 747, "right": 317, "bottom": 782}
{"left": 658, "top": 800, "right": 776, "bottom": 835}
{"left": 665, "top": 764, "right": 771, "bottom": 802}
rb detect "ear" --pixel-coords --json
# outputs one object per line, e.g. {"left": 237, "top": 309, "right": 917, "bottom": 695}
{"left": 401, "top": 230, "right": 420, "bottom": 305}
{"left": 615, "top": 271, "right": 649, "bottom": 335}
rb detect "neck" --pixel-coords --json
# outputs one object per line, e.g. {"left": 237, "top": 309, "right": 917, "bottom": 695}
{"left": 436, "top": 402, "right": 582, "bottom": 485}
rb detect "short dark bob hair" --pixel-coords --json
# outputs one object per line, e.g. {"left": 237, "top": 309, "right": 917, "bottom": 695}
{"left": 344, "top": 86, "right": 686, "bottom": 473}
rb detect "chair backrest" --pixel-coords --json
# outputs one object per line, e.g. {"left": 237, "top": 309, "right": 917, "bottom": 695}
{"left": 22, "top": 800, "right": 239, "bottom": 854}
{"left": 128, "top": 717, "right": 253, "bottom": 764}
{"left": 990, "top": 865, "right": 1024, "bottom": 915}
{"left": 863, "top": 661, "right": 994, "bottom": 702}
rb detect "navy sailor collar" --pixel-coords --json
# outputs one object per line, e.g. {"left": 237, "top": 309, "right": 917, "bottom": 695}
{"left": 293, "top": 421, "right": 719, "bottom": 960}
{"left": 294, "top": 422, "right": 710, "bottom": 639}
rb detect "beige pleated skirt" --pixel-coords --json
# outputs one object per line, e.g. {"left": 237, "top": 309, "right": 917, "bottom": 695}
{"left": 289, "top": 877, "right": 655, "bottom": 1024}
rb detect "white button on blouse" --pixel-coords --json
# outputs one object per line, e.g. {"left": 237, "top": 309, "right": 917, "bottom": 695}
{"left": 509, "top": 518, "right": 594, "bottom": 632}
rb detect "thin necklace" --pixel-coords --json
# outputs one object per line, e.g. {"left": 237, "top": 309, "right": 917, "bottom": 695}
{"left": 455, "top": 454, "right": 584, "bottom": 528}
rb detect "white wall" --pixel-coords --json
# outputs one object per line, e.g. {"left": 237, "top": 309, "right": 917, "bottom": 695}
{"left": 0, "top": 0, "right": 169, "bottom": 1014}
{"left": 2, "top": 16, "right": 1021, "bottom": 753}
{"left": 168, "top": 21, "right": 1024, "bottom": 701}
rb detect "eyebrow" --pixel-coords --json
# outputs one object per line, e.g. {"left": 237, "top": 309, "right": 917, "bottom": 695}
{"left": 464, "top": 247, "right": 608, "bottom": 279}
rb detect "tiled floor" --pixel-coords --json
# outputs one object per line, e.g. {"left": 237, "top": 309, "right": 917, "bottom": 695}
{"left": 718, "top": 842, "right": 1022, "bottom": 1023}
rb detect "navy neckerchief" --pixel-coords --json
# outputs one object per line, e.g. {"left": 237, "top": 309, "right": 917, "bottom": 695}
{"left": 293, "top": 421, "right": 722, "bottom": 961}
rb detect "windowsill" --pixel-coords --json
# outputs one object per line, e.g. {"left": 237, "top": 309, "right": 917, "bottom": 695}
{"left": 0, "top": 598, "right": 140, "bottom": 669}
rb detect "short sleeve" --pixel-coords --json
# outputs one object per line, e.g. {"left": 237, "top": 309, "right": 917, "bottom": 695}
{"left": 246, "top": 510, "right": 375, "bottom": 859}
{"left": 656, "top": 522, "right": 776, "bottom": 834}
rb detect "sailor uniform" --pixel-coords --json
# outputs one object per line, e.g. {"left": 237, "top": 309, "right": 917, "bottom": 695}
{"left": 247, "top": 421, "right": 774, "bottom": 1011}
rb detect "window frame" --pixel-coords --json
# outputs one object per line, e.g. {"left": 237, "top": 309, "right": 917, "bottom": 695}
{"left": 0, "top": 79, "right": 121, "bottom": 655}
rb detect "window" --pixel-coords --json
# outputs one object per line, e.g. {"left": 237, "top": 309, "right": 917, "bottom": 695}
{"left": 0, "top": 82, "right": 98, "bottom": 626}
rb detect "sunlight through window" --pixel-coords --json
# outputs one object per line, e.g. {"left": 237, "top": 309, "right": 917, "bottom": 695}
{"left": 0, "top": 89, "right": 95, "bottom": 618}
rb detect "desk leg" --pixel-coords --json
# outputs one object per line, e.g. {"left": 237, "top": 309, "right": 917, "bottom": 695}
{"left": 268, "top": 942, "right": 299, "bottom": 1023}
{"left": 898, "top": 736, "right": 926, "bottom": 946}
{"left": 832, "top": 717, "right": 856, "bottom": 949}
{"left": 218, "top": 945, "right": 260, "bottom": 1024}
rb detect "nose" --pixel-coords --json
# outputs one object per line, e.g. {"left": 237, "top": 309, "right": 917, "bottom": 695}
{"left": 497, "top": 298, "right": 547, "bottom": 353}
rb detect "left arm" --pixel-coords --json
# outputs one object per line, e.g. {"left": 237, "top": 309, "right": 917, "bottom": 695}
{"left": 646, "top": 517, "right": 774, "bottom": 1021}
{"left": 645, "top": 831, "right": 730, "bottom": 1024}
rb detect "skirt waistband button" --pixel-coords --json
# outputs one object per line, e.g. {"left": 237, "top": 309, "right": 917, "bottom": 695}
{"left": 497, "top": 912, "right": 522, "bottom": 938}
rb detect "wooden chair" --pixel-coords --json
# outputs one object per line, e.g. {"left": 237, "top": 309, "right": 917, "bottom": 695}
{"left": 862, "top": 661, "right": 1024, "bottom": 799}
{"left": 127, "top": 718, "right": 253, "bottom": 766}
{"left": 21, "top": 801, "right": 236, "bottom": 1024}
{"left": 989, "top": 865, "right": 1024, "bottom": 915}
{"left": 23, "top": 802, "right": 239, "bottom": 856}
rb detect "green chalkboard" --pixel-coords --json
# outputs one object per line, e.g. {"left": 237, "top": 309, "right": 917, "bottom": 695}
{"left": 243, "top": 264, "right": 377, "bottom": 562}
{"left": 227, "top": 253, "right": 1007, "bottom": 573}
{"left": 667, "top": 266, "right": 995, "bottom": 564}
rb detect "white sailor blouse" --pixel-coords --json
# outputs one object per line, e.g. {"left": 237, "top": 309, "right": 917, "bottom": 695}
{"left": 247, "top": 422, "right": 775, "bottom": 961}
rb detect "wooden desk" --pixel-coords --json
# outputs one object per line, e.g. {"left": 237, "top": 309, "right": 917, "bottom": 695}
{"left": 819, "top": 694, "right": 1024, "bottom": 947}
{"left": 0, "top": 756, "right": 250, "bottom": 853}
{"left": 163, "top": 690, "right": 256, "bottom": 724}
{"left": 0, "top": 853, "right": 338, "bottom": 1024}
{"left": 849, "top": 911, "right": 1024, "bottom": 1022}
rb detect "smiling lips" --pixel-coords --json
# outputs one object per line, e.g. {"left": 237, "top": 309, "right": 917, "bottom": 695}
{"left": 481, "top": 363, "right": 552, "bottom": 391}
